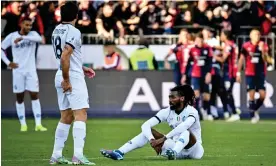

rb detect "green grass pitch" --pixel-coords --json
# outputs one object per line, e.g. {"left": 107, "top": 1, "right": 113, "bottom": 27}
{"left": 2, "top": 118, "right": 276, "bottom": 166}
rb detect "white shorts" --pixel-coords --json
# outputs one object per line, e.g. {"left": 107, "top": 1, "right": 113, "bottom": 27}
{"left": 161, "top": 139, "right": 204, "bottom": 159}
{"left": 12, "top": 70, "right": 39, "bottom": 93}
{"left": 55, "top": 74, "right": 89, "bottom": 111}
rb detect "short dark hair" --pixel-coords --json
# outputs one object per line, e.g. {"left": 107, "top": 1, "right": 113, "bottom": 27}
{"left": 222, "top": 30, "right": 232, "bottom": 40}
{"left": 61, "top": 2, "right": 78, "bottom": 22}
{"left": 195, "top": 32, "right": 203, "bottom": 39}
{"left": 171, "top": 85, "right": 195, "bottom": 107}
{"left": 139, "top": 38, "right": 149, "bottom": 48}
{"left": 104, "top": 40, "right": 115, "bottom": 46}
{"left": 21, "top": 17, "right": 32, "bottom": 22}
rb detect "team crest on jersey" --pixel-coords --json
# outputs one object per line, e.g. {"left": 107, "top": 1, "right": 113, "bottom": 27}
{"left": 182, "top": 116, "right": 186, "bottom": 121}
{"left": 203, "top": 50, "right": 208, "bottom": 55}
{"left": 193, "top": 51, "right": 198, "bottom": 56}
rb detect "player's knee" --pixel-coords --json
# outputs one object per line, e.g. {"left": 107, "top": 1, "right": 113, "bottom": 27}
{"left": 60, "top": 112, "right": 74, "bottom": 124}
{"left": 74, "top": 109, "right": 87, "bottom": 122}
{"left": 16, "top": 93, "right": 25, "bottom": 103}
{"left": 259, "top": 90, "right": 266, "bottom": 100}
{"left": 29, "top": 92, "right": 39, "bottom": 100}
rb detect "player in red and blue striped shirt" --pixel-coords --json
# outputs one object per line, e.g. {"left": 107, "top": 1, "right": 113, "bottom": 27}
{"left": 237, "top": 29, "right": 272, "bottom": 123}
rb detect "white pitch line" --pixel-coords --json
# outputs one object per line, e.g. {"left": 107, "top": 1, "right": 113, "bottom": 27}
{"left": 1, "top": 154, "right": 264, "bottom": 162}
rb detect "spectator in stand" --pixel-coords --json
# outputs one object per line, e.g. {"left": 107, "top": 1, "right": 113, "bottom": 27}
{"left": 161, "top": 3, "right": 177, "bottom": 34}
{"left": 266, "top": 1, "right": 276, "bottom": 28}
{"left": 219, "top": 4, "right": 235, "bottom": 33}
{"left": 175, "top": 10, "right": 195, "bottom": 34}
{"left": 250, "top": 0, "right": 273, "bottom": 35}
{"left": 19, "top": 2, "right": 45, "bottom": 44}
{"left": 39, "top": 1, "right": 56, "bottom": 44}
{"left": 96, "top": 4, "right": 125, "bottom": 44}
{"left": 139, "top": 1, "right": 163, "bottom": 35}
{"left": 193, "top": 0, "right": 210, "bottom": 28}
{"left": 76, "top": 0, "right": 97, "bottom": 34}
{"left": 2, "top": 2, "right": 22, "bottom": 37}
{"left": 54, "top": 0, "right": 66, "bottom": 23}
{"left": 231, "top": 0, "right": 252, "bottom": 36}
{"left": 113, "top": 0, "right": 131, "bottom": 26}
{"left": 125, "top": 3, "right": 140, "bottom": 35}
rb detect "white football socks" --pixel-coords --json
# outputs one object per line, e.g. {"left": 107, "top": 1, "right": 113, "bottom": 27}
{"left": 31, "top": 99, "right": 42, "bottom": 126}
{"left": 73, "top": 121, "right": 86, "bottom": 157}
{"left": 172, "top": 130, "right": 190, "bottom": 153}
{"left": 52, "top": 122, "right": 71, "bottom": 158}
{"left": 16, "top": 102, "right": 26, "bottom": 126}
{"left": 118, "top": 133, "right": 148, "bottom": 154}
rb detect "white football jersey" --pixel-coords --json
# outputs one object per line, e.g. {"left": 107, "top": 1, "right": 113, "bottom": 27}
{"left": 1, "top": 31, "right": 42, "bottom": 72}
{"left": 51, "top": 23, "right": 83, "bottom": 77}
{"left": 155, "top": 105, "right": 202, "bottom": 144}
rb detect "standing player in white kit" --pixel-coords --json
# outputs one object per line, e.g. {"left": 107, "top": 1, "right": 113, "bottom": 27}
{"left": 49, "top": 2, "right": 95, "bottom": 165}
{"left": 1, "top": 17, "right": 47, "bottom": 132}
{"left": 101, "top": 85, "right": 204, "bottom": 160}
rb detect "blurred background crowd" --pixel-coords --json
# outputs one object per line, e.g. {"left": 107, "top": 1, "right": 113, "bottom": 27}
{"left": 1, "top": 0, "right": 276, "bottom": 70}
{"left": 1, "top": 0, "right": 276, "bottom": 43}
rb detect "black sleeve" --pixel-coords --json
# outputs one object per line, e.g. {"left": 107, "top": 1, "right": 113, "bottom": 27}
{"left": 153, "top": 56, "right": 158, "bottom": 70}
{"left": 185, "top": 52, "right": 193, "bottom": 75}
{"left": 206, "top": 48, "right": 213, "bottom": 73}
{"left": 240, "top": 45, "right": 247, "bottom": 57}
{"left": 129, "top": 59, "right": 133, "bottom": 70}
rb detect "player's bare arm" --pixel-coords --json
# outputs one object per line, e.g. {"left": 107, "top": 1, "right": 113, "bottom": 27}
{"left": 215, "top": 51, "right": 230, "bottom": 63}
{"left": 116, "top": 20, "right": 125, "bottom": 38}
{"left": 236, "top": 54, "right": 244, "bottom": 83}
{"left": 22, "top": 33, "right": 43, "bottom": 43}
{"left": 259, "top": 42, "right": 273, "bottom": 64}
{"left": 61, "top": 44, "right": 73, "bottom": 93}
{"left": 96, "top": 18, "right": 110, "bottom": 38}
{"left": 82, "top": 66, "right": 96, "bottom": 78}
{"left": 1, "top": 49, "right": 18, "bottom": 69}
{"left": 14, "top": 37, "right": 23, "bottom": 44}
{"left": 164, "top": 49, "right": 174, "bottom": 69}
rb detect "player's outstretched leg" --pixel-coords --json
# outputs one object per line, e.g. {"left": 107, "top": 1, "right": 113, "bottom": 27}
{"left": 72, "top": 109, "right": 95, "bottom": 165}
{"left": 101, "top": 131, "right": 150, "bottom": 160}
{"left": 30, "top": 92, "right": 47, "bottom": 131}
{"left": 50, "top": 109, "right": 73, "bottom": 165}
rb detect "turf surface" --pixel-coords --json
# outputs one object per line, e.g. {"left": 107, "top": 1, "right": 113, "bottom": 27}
{"left": 2, "top": 119, "right": 276, "bottom": 166}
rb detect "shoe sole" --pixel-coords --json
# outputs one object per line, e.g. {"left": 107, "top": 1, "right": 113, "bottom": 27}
{"left": 100, "top": 150, "right": 122, "bottom": 160}
{"left": 72, "top": 161, "right": 95, "bottom": 165}
{"left": 35, "top": 129, "right": 47, "bottom": 132}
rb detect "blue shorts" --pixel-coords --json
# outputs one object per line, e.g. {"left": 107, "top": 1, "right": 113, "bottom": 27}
{"left": 191, "top": 77, "right": 211, "bottom": 93}
{"left": 246, "top": 75, "right": 266, "bottom": 91}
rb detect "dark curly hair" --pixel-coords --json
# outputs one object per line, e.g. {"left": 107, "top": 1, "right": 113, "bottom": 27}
{"left": 171, "top": 85, "right": 195, "bottom": 108}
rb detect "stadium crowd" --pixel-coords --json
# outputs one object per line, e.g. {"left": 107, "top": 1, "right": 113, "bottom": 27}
{"left": 1, "top": 0, "right": 276, "bottom": 44}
